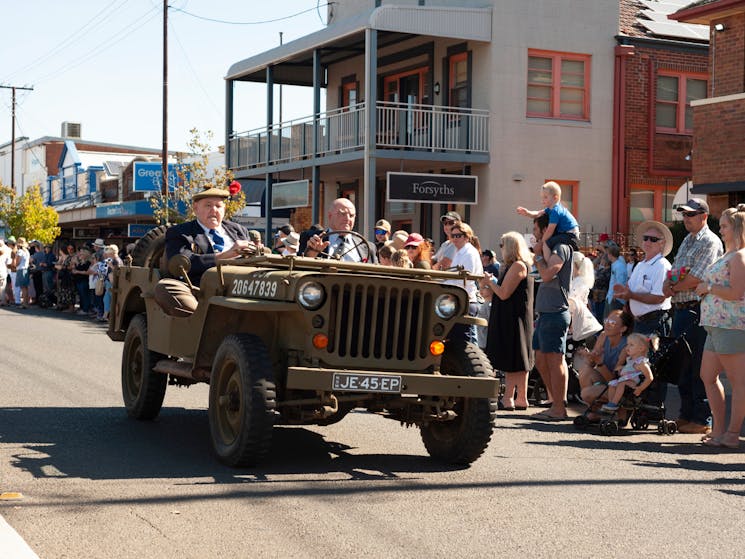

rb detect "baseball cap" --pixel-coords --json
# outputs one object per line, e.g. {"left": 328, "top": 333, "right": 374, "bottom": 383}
{"left": 404, "top": 233, "right": 425, "bottom": 247}
{"left": 374, "top": 219, "right": 391, "bottom": 233}
{"left": 440, "top": 211, "right": 462, "bottom": 223}
{"left": 677, "top": 198, "right": 709, "bottom": 214}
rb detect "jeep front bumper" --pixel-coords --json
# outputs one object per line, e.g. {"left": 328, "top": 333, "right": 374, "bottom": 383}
{"left": 286, "top": 367, "right": 499, "bottom": 399}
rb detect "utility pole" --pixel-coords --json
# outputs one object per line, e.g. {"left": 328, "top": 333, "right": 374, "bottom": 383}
{"left": 162, "top": 0, "right": 169, "bottom": 224}
{"left": 0, "top": 84, "right": 34, "bottom": 191}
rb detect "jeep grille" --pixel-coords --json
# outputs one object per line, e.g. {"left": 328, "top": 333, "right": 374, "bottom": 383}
{"left": 326, "top": 282, "right": 433, "bottom": 362}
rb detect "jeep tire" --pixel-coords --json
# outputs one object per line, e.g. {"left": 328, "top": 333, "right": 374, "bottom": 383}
{"left": 121, "top": 314, "right": 168, "bottom": 419}
{"left": 209, "top": 334, "right": 277, "bottom": 467}
{"left": 420, "top": 342, "right": 497, "bottom": 465}
{"left": 130, "top": 225, "right": 168, "bottom": 268}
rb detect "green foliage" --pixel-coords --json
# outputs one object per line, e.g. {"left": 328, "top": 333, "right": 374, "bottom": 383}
{"left": 149, "top": 128, "right": 246, "bottom": 224}
{"left": 0, "top": 183, "right": 60, "bottom": 243}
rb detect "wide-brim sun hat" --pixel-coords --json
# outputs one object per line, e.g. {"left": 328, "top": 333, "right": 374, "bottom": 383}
{"left": 635, "top": 220, "right": 673, "bottom": 257}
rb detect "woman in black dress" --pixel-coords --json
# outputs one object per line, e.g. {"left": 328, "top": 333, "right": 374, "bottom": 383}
{"left": 484, "top": 231, "right": 535, "bottom": 411}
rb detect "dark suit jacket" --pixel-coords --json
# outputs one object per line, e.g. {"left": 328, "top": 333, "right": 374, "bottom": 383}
{"left": 165, "top": 219, "right": 249, "bottom": 285}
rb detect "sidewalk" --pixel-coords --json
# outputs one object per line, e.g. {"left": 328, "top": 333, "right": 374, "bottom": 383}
{"left": 0, "top": 513, "right": 39, "bottom": 559}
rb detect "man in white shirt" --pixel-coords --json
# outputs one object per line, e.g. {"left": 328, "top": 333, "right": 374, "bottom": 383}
{"left": 303, "top": 198, "right": 376, "bottom": 263}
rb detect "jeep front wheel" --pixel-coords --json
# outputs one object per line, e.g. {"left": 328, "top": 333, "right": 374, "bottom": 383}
{"left": 208, "top": 334, "right": 277, "bottom": 467}
{"left": 121, "top": 314, "right": 168, "bottom": 419}
{"left": 420, "top": 342, "right": 497, "bottom": 465}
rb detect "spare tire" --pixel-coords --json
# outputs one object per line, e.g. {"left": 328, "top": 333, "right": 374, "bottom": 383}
{"left": 130, "top": 225, "right": 168, "bottom": 268}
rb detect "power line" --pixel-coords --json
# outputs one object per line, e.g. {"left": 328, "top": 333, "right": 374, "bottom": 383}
{"left": 168, "top": 20, "right": 222, "bottom": 119}
{"left": 170, "top": 3, "right": 333, "bottom": 25}
{"left": 31, "top": 4, "right": 161, "bottom": 85}
{"left": 1, "top": 0, "right": 131, "bottom": 84}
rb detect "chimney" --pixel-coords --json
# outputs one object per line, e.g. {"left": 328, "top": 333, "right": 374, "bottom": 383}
{"left": 61, "top": 121, "right": 82, "bottom": 139}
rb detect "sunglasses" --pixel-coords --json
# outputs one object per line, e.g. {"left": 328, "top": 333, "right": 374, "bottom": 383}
{"left": 404, "top": 245, "right": 418, "bottom": 250}
{"left": 374, "top": 229, "right": 388, "bottom": 235}
{"left": 451, "top": 233, "right": 465, "bottom": 239}
{"left": 682, "top": 211, "right": 703, "bottom": 218}
{"left": 442, "top": 220, "right": 456, "bottom": 226}
{"left": 642, "top": 235, "right": 661, "bottom": 243}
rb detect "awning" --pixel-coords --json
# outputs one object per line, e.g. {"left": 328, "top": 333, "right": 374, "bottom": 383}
{"left": 690, "top": 180, "right": 745, "bottom": 194}
{"left": 226, "top": 5, "right": 492, "bottom": 85}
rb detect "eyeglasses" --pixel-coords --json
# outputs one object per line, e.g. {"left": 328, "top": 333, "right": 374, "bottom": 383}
{"left": 451, "top": 233, "right": 465, "bottom": 239}
{"left": 642, "top": 235, "right": 661, "bottom": 243}
{"left": 604, "top": 317, "right": 619, "bottom": 325}
{"left": 374, "top": 229, "right": 388, "bottom": 235}
{"left": 335, "top": 210, "right": 355, "bottom": 218}
{"left": 404, "top": 245, "right": 418, "bottom": 250}
{"left": 442, "top": 220, "right": 456, "bottom": 226}
{"left": 682, "top": 211, "right": 704, "bottom": 218}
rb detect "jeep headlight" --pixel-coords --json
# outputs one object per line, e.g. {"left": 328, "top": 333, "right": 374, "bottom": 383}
{"left": 297, "top": 281, "right": 326, "bottom": 310}
{"left": 434, "top": 294, "right": 459, "bottom": 319}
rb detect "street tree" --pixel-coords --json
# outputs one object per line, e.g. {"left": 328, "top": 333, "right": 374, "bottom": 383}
{"left": 0, "top": 183, "right": 61, "bottom": 244}
{"left": 149, "top": 128, "right": 246, "bottom": 225}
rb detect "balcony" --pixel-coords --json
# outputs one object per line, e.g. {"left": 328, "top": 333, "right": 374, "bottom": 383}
{"left": 228, "top": 101, "right": 489, "bottom": 172}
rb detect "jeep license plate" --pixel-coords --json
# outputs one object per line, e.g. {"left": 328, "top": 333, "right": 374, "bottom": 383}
{"left": 332, "top": 373, "right": 402, "bottom": 393}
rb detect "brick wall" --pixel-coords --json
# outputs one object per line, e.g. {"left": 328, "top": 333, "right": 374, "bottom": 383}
{"left": 623, "top": 45, "right": 708, "bottom": 186}
{"left": 710, "top": 14, "right": 745, "bottom": 96}
{"left": 693, "top": 97, "right": 745, "bottom": 184}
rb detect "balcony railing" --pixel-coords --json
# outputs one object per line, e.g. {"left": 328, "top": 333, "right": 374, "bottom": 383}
{"left": 229, "top": 101, "right": 489, "bottom": 170}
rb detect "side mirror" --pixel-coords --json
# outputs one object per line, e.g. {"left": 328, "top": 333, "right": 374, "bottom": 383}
{"left": 168, "top": 254, "right": 192, "bottom": 278}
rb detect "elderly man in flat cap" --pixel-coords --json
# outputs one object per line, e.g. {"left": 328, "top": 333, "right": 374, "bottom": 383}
{"left": 155, "top": 186, "right": 254, "bottom": 316}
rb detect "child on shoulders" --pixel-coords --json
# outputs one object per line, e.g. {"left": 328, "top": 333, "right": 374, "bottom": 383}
{"left": 517, "top": 181, "right": 580, "bottom": 254}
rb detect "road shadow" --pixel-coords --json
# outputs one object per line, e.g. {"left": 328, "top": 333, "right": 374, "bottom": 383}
{"left": 0, "top": 406, "right": 463, "bottom": 483}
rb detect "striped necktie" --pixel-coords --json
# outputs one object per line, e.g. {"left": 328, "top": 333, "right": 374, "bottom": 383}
{"left": 209, "top": 229, "right": 225, "bottom": 252}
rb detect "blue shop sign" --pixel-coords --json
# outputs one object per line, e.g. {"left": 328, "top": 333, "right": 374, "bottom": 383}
{"left": 133, "top": 162, "right": 182, "bottom": 192}
{"left": 127, "top": 224, "right": 156, "bottom": 238}
{"left": 96, "top": 200, "right": 153, "bottom": 218}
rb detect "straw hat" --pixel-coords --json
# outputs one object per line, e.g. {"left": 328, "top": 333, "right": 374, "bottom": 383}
{"left": 635, "top": 220, "right": 673, "bottom": 257}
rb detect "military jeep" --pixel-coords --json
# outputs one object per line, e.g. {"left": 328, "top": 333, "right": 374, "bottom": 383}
{"left": 108, "top": 227, "right": 499, "bottom": 467}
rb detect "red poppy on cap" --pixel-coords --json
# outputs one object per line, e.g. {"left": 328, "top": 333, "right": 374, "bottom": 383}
{"left": 404, "top": 233, "right": 425, "bottom": 246}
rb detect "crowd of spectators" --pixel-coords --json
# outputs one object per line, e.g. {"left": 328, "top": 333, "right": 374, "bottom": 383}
{"left": 0, "top": 236, "right": 123, "bottom": 322}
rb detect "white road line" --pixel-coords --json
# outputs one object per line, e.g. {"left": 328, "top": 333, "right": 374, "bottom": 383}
{"left": 0, "top": 514, "right": 39, "bottom": 559}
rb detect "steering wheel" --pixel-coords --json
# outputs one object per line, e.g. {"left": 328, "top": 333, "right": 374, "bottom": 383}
{"left": 318, "top": 230, "right": 376, "bottom": 263}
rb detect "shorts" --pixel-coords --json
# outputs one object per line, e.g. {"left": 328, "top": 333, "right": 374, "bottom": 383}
{"left": 704, "top": 326, "right": 745, "bottom": 355}
{"left": 15, "top": 269, "right": 30, "bottom": 287}
{"left": 532, "top": 310, "right": 571, "bottom": 354}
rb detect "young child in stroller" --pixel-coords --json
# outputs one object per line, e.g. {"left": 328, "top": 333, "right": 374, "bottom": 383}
{"left": 601, "top": 333, "right": 657, "bottom": 413}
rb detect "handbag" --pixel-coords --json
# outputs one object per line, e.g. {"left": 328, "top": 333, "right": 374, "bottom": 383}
{"left": 95, "top": 277, "right": 105, "bottom": 296}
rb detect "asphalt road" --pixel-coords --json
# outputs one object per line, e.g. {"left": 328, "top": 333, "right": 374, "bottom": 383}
{"left": 2, "top": 306, "right": 745, "bottom": 559}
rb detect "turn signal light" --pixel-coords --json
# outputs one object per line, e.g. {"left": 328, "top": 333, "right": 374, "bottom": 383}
{"left": 312, "top": 333, "right": 329, "bottom": 349}
{"left": 429, "top": 340, "right": 445, "bottom": 356}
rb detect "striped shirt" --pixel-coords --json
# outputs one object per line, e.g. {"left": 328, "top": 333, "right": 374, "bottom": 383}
{"left": 671, "top": 225, "right": 723, "bottom": 304}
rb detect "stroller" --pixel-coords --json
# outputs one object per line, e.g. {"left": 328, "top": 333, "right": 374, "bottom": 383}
{"left": 573, "top": 333, "right": 693, "bottom": 435}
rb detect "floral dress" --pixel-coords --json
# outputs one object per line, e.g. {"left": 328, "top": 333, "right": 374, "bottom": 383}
{"left": 701, "top": 252, "right": 745, "bottom": 331}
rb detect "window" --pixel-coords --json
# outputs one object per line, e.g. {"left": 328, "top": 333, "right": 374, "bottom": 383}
{"left": 528, "top": 50, "right": 590, "bottom": 120}
{"left": 448, "top": 52, "right": 469, "bottom": 108}
{"left": 655, "top": 72, "right": 707, "bottom": 133}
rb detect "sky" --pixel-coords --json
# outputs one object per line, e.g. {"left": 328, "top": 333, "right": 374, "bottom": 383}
{"left": 0, "top": 0, "right": 328, "bottom": 153}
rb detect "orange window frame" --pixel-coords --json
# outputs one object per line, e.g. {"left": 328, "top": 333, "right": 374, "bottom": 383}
{"left": 655, "top": 70, "right": 708, "bottom": 134}
{"left": 528, "top": 50, "right": 591, "bottom": 121}
{"left": 382, "top": 67, "right": 429, "bottom": 104}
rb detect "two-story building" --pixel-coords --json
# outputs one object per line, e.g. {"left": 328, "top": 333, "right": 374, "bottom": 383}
{"left": 672, "top": 0, "right": 745, "bottom": 215}
{"left": 225, "top": 0, "right": 621, "bottom": 248}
